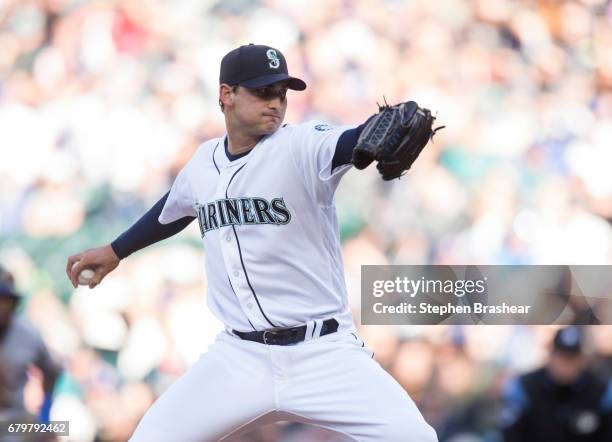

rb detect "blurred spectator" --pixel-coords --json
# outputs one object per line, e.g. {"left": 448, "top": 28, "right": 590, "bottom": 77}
{"left": 0, "top": 266, "right": 61, "bottom": 440}
{"left": 500, "top": 326, "right": 612, "bottom": 442}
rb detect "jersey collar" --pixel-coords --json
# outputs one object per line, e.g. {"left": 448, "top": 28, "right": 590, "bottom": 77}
{"left": 224, "top": 136, "right": 253, "bottom": 162}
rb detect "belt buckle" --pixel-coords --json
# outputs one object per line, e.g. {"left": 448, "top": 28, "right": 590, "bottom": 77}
{"left": 263, "top": 329, "right": 285, "bottom": 345}
{"left": 262, "top": 327, "right": 295, "bottom": 345}
{"left": 262, "top": 330, "right": 273, "bottom": 345}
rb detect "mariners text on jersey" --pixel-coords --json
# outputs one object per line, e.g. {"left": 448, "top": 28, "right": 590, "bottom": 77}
{"left": 195, "top": 197, "right": 291, "bottom": 237}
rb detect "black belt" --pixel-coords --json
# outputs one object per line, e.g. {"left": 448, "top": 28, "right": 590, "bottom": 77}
{"left": 233, "top": 318, "right": 339, "bottom": 346}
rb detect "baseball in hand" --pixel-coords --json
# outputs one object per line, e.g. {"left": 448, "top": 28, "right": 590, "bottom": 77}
{"left": 72, "top": 261, "right": 95, "bottom": 286}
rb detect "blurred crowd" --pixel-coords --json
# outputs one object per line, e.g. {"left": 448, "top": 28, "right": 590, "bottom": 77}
{"left": 1, "top": 0, "right": 612, "bottom": 440}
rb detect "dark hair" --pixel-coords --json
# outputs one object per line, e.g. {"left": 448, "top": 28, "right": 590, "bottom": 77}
{"left": 219, "top": 85, "right": 239, "bottom": 112}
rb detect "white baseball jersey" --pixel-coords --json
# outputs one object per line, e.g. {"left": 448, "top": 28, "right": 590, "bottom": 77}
{"left": 159, "top": 121, "right": 356, "bottom": 333}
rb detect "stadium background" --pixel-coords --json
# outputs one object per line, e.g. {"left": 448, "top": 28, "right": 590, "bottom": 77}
{"left": 1, "top": 0, "right": 611, "bottom": 440}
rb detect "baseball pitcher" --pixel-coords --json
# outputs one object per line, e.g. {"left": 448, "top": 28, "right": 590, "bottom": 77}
{"left": 66, "top": 44, "right": 441, "bottom": 441}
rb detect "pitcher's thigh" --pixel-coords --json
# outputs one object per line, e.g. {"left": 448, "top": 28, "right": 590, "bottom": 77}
{"left": 130, "top": 339, "right": 276, "bottom": 442}
{"left": 284, "top": 339, "right": 438, "bottom": 441}
{"left": 348, "top": 358, "right": 438, "bottom": 441}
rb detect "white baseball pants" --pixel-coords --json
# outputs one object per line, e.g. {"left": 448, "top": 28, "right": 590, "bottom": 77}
{"left": 130, "top": 330, "right": 438, "bottom": 441}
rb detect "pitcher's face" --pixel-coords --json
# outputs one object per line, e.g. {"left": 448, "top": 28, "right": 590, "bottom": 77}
{"left": 220, "top": 81, "right": 289, "bottom": 136}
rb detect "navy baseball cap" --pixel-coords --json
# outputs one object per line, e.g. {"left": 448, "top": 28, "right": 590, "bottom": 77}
{"left": 553, "top": 326, "right": 583, "bottom": 354}
{"left": 219, "top": 44, "right": 306, "bottom": 90}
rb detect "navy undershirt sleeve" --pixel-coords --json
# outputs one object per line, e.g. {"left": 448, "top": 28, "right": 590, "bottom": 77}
{"left": 110, "top": 192, "right": 195, "bottom": 259}
{"left": 331, "top": 118, "right": 371, "bottom": 172}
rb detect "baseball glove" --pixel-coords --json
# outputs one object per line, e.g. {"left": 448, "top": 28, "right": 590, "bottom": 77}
{"left": 352, "top": 100, "right": 444, "bottom": 180}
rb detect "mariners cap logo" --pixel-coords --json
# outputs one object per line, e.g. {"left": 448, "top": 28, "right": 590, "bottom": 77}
{"left": 219, "top": 44, "right": 306, "bottom": 91}
{"left": 266, "top": 49, "right": 280, "bottom": 69}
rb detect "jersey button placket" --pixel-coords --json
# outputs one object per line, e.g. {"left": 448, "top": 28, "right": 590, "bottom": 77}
{"left": 218, "top": 166, "right": 268, "bottom": 329}
{"left": 216, "top": 170, "right": 260, "bottom": 326}
{"left": 220, "top": 228, "right": 259, "bottom": 325}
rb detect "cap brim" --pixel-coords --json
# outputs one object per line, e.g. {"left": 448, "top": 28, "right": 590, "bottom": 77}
{"left": 240, "top": 73, "right": 306, "bottom": 91}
